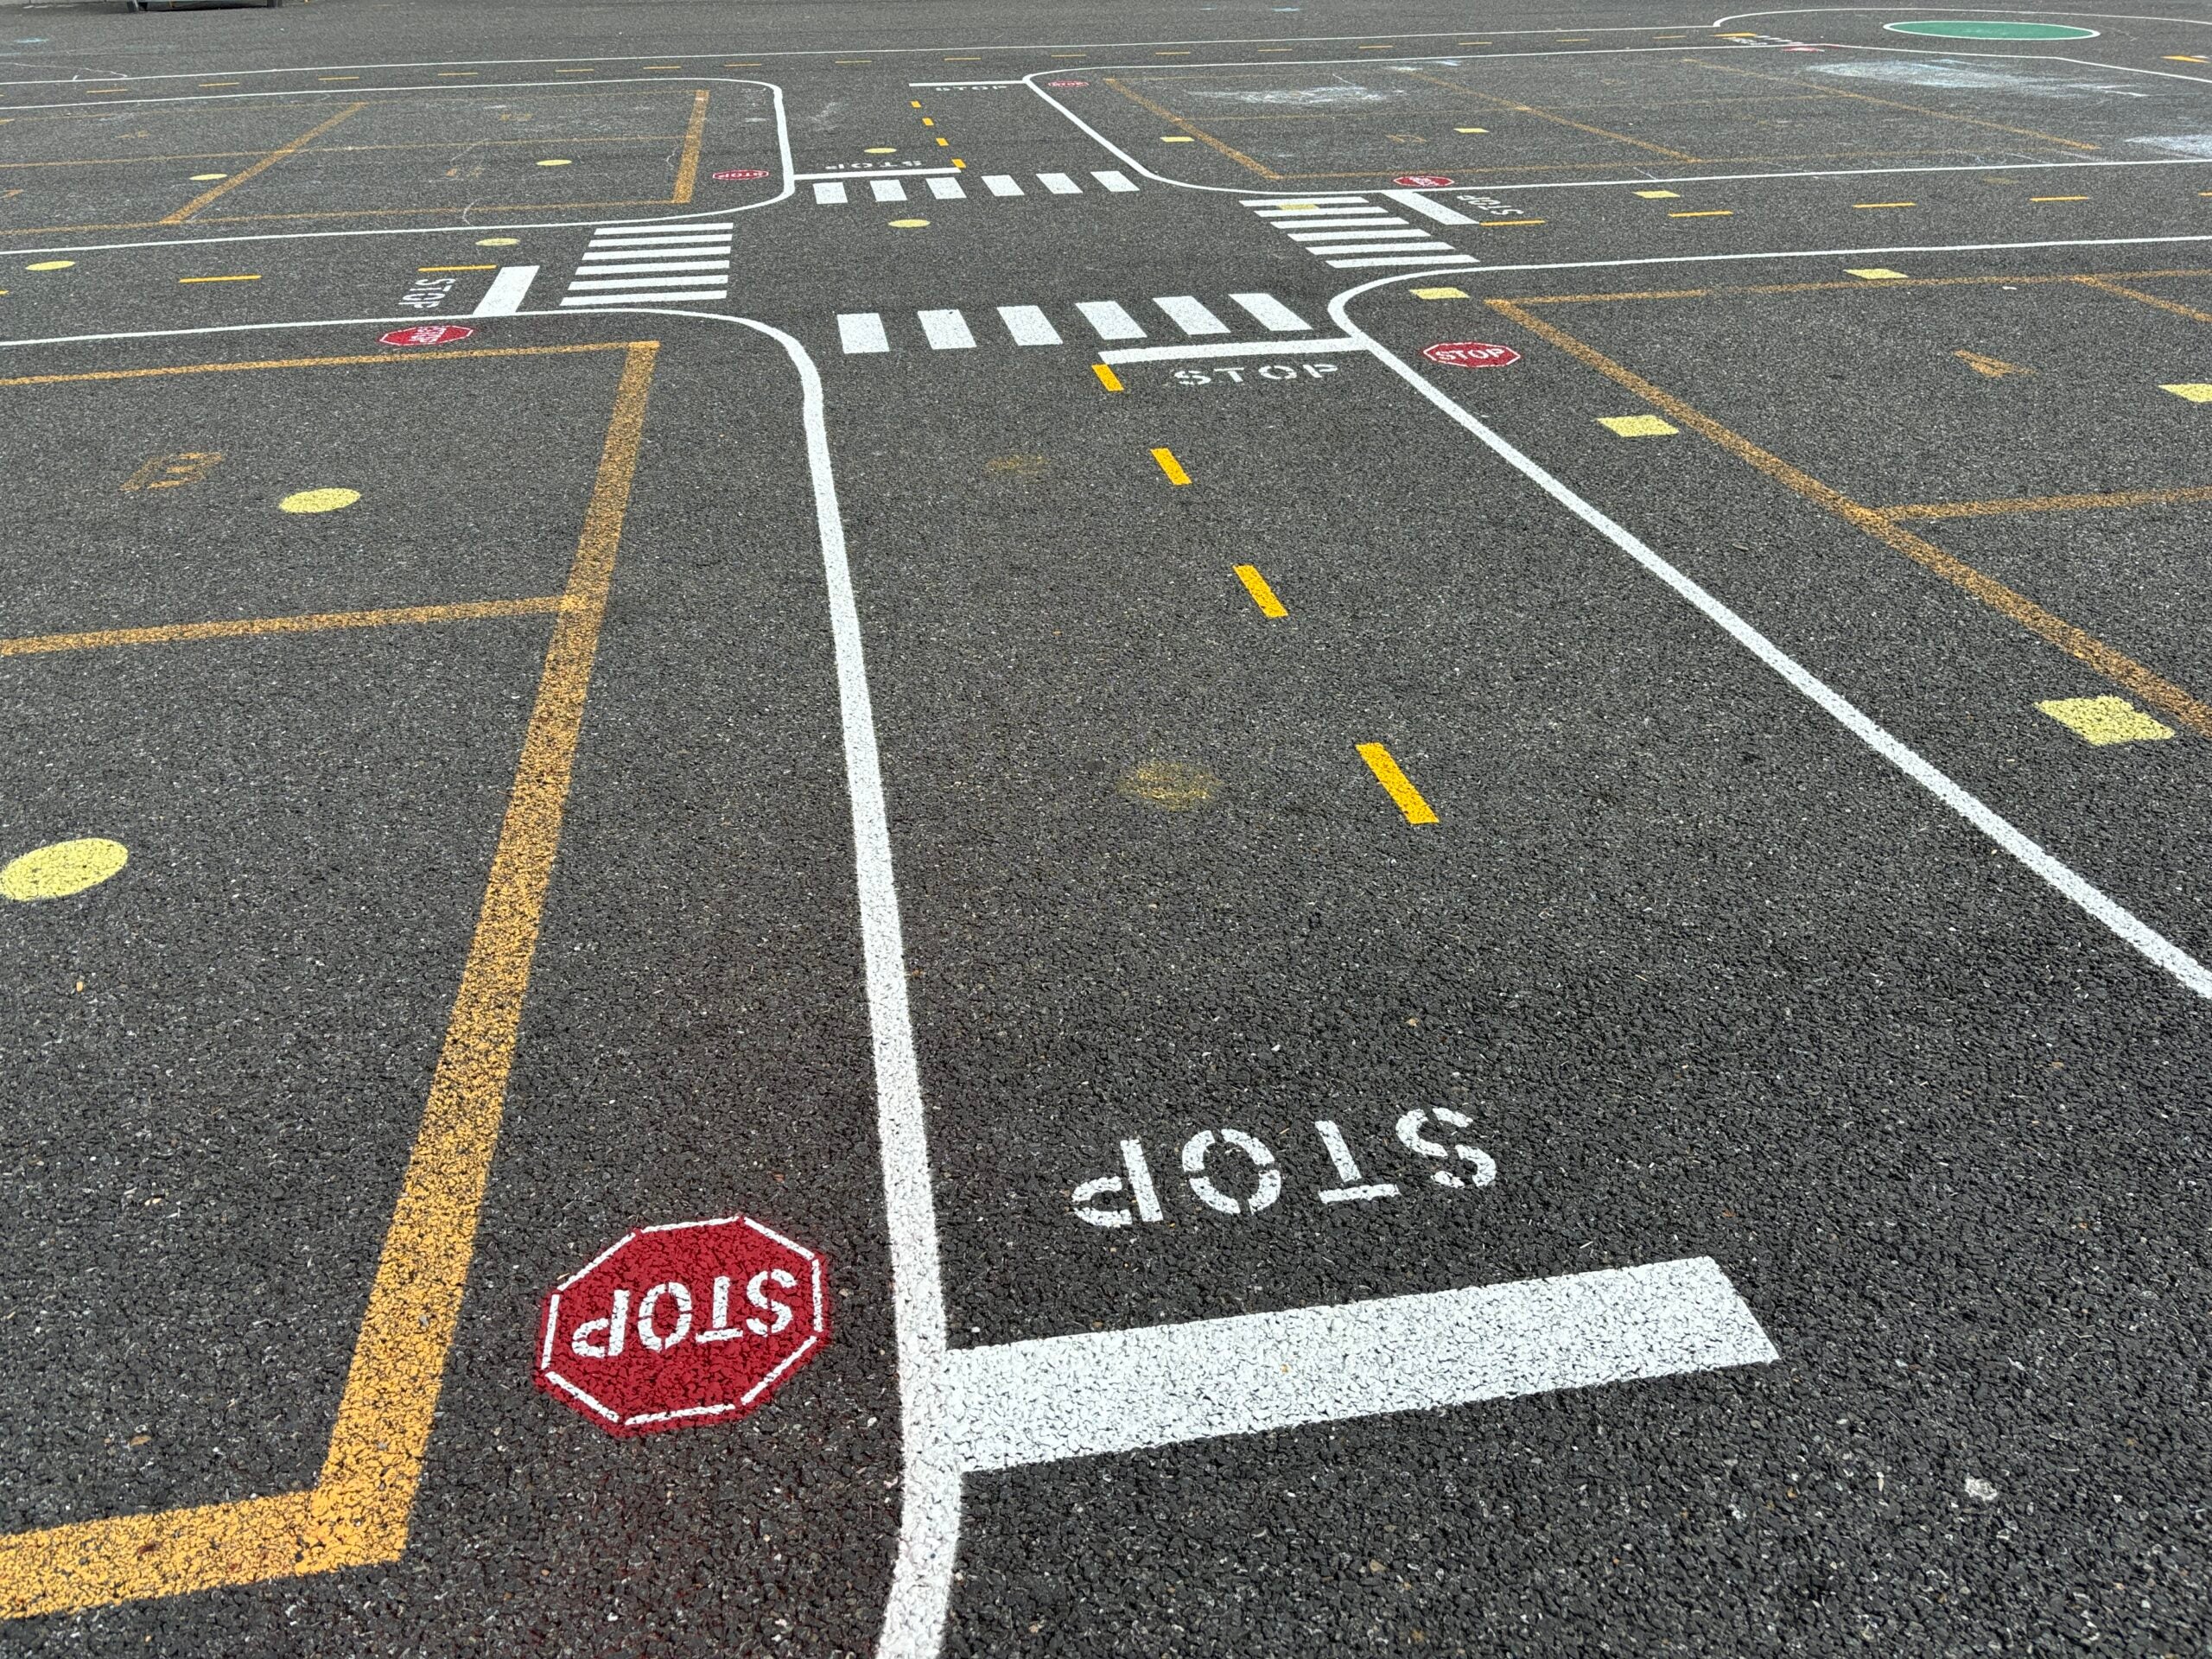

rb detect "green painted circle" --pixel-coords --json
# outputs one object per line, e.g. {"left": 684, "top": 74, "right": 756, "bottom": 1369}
{"left": 1883, "top": 19, "right": 2100, "bottom": 39}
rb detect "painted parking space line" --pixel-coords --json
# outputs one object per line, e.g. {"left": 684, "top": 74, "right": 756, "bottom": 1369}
{"left": 1233, "top": 563, "right": 1287, "bottom": 617}
{"left": 1150, "top": 446, "right": 1192, "bottom": 485}
{"left": 1357, "top": 742, "right": 1437, "bottom": 823}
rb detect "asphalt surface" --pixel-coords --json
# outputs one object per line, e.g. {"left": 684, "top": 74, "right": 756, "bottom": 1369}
{"left": 3, "top": 2, "right": 2212, "bottom": 1655}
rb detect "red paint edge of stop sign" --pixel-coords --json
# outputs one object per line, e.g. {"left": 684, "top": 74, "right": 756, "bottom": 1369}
{"left": 1393, "top": 174, "right": 1456, "bottom": 188}
{"left": 1424, "top": 340, "right": 1522, "bottom": 370}
{"left": 379, "top": 324, "right": 474, "bottom": 347}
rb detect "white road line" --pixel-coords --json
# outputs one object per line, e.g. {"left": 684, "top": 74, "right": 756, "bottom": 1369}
{"left": 1285, "top": 226, "right": 1428, "bottom": 239}
{"left": 837, "top": 311, "right": 891, "bottom": 354}
{"left": 1154, "top": 294, "right": 1230, "bottom": 336}
{"left": 1093, "top": 169, "right": 1138, "bottom": 193}
{"left": 918, "top": 308, "right": 976, "bottom": 350}
{"left": 1075, "top": 299, "right": 1146, "bottom": 340}
{"left": 556, "top": 289, "right": 727, "bottom": 306}
{"left": 982, "top": 174, "right": 1024, "bottom": 196}
{"left": 792, "top": 167, "right": 959, "bottom": 181}
{"left": 996, "top": 304, "right": 1062, "bottom": 346}
{"left": 945, "top": 1259, "right": 1775, "bottom": 1471}
{"left": 1329, "top": 270, "right": 2212, "bottom": 1003}
{"left": 1327, "top": 252, "right": 1483, "bottom": 267}
{"left": 1229, "top": 291, "right": 1311, "bottom": 331}
{"left": 1243, "top": 194, "right": 1370, "bottom": 207}
{"left": 568, "top": 261, "right": 732, "bottom": 277}
{"left": 927, "top": 175, "right": 966, "bottom": 200}
{"left": 1100, "top": 335, "right": 1360, "bottom": 365}
{"left": 581, "top": 236, "right": 734, "bottom": 251}
{"left": 1038, "top": 171, "right": 1081, "bottom": 194}
{"left": 1307, "top": 242, "right": 1459, "bottom": 258}
{"left": 1257, "top": 207, "right": 1395, "bottom": 219}
{"left": 472, "top": 264, "right": 537, "bottom": 316}
{"left": 815, "top": 181, "right": 850, "bottom": 205}
{"left": 567, "top": 270, "right": 732, "bottom": 288}
{"left": 872, "top": 178, "right": 910, "bottom": 202}
{"left": 589, "top": 221, "right": 735, "bottom": 238}
{"left": 1382, "top": 188, "right": 1477, "bottom": 225}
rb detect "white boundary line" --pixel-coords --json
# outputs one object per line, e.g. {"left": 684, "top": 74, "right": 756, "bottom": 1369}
{"left": 1713, "top": 6, "right": 2210, "bottom": 29}
{"left": 1325, "top": 267, "right": 2212, "bottom": 1001}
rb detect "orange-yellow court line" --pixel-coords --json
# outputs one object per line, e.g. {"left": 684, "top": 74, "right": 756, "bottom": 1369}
{"left": 1487, "top": 298, "right": 2212, "bottom": 741}
{"left": 0, "top": 340, "right": 659, "bottom": 1620}
{"left": 2071, "top": 274, "right": 2212, "bottom": 323}
{"left": 1881, "top": 486, "right": 2212, "bottom": 522}
{"left": 0, "top": 340, "right": 628, "bottom": 388}
{"left": 161, "top": 102, "right": 366, "bottom": 225}
{"left": 671, "top": 86, "right": 709, "bottom": 202}
{"left": 1398, "top": 67, "right": 1702, "bottom": 162}
{"left": 1103, "top": 76, "right": 1282, "bottom": 177}
{"left": 1684, "top": 55, "right": 2100, "bottom": 151}
{"left": 0, "top": 597, "right": 563, "bottom": 658}
{"left": 1506, "top": 267, "right": 2212, "bottom": 306}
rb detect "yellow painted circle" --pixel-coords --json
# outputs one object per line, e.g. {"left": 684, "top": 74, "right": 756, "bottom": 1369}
{"left": 536, "top": 158, "right": 573, "bottom": 167}
{"left": 190, "top": 171, "right": 229, "bottom": 181}
{"left": 865, "top": 146, "right": 897, "bottom": 154}
{"left": 476, "top": 236, "right": 520, "bottom": 246}
{"left": 888, "top": 217, "right": 930, "bottom": 228}
{"left": 279, "top": 487, "right": 361, "bottom": 514}
{"left": 1, "top": 838, "right": 128, "bottom": 902}
{"left": 26, "top": 260, "right": 74, "bottom": 271}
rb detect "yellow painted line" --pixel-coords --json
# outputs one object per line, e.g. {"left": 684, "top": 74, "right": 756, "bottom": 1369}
{"left": 944, "top": 55, "right": 981, "bottom": 60}
{"left": 645, "top": 65, "right": 683, "bottom": 71}
{"left": 1357, "top": 743, "right": 1438, "bottom": 824}
{"left": 1151, "top": 446, "right": 1192, "bottom": 485}
{"left": 0, "top": 340, "right": 629, "bottom": 390}
{"left": 1854, "top": 200, "right": 1916, "bottom": 208}
{"left": 1482, "top": 218, "right": 1545, "bottom": 226}
{"left": 1233, "top": 564, "right": 1287, "bottom": 617}
{"left": 1156, "top": 49, "right": 1194, "bottom": 55}
{"left": 556, "top": 67, "right": 594, "bottom": 73}
{"left": 2074, "top": 274, "right": 2212, "bottom": 321}
{"left": 200, "top": 81, "right": 241, "bottom": 88}
{"left": 726, "top": 62, "right": 761, "bottom": 67}
{"left": 177, "top": 274, "right": 259, "bottom": 283}
{"left": 1669, "top": 209, "right": 1732, "bottom": 218}
{"left": 836, "top": 59, "right": 873, "bottom": 65}
{"left": 85, "top": 88, "right": 126, "bottom": 95}
{"left": 1636, "top": 189, "right": 1680, "bottom": 198}
{"left": 162, "top": 103, "right": 365, "bottom": 226}
{"left": 2038, "top": 695, "right": 2175, "bottom": 745}
{"left": 1092, "top": 363, "right": 1123, "bottom": 392}
{"left": 671, "top": 87, "right": 709, "bottom": 203}
{"left": 1883, "top": 484, "right": 2212, "bottom": 520}
{"left": 1411, "top": 286, "right": 1467, "bottom": 299}
{"left": 1952, "top": 348, "right": 2032, "bottom": 378}
{"left": 1598, "top": 413, "right": 1678, "bottom": 436}
{"left": 0, "top": 342, "right": 658, "bottom": 1619}
{"left": 1495, "top": 296, "right": 2212, "bottom": 741}
{"left": 1846, "top": 267, "right": 1908, "bottom": 279}
{"left": 2164, "top": 54, "right": 2209, "bottom": 62}
{"left": 436, "top": 71, "right": 479, "bottom": 77}
{"left": 0, "top": 596, "right": 564, "bottom": 658}
{"left": 418, "top": 264, "right": 496, "bottom": 272}
{"left": 319, "top": 75, "right": 359, "bottom": 82}
{"left": 2163, "top": 383, "right": 2212, "bottom": 402}
{"left": 2031, "top": 194, "right": 2089, "bottom": 201}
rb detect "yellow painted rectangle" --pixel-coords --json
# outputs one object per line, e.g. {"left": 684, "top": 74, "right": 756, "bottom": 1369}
{"left": 1092, "top": 363, "right": 1123, "bottom": 392}
{"left": 1357, "top": 743, "right": 1438, "bottom": 824}
{"left": 1598, "top": 414, "right": 1679, "bottom": 437}
{"left": 2037, "top": 696, "right": 2175, "bottom": 745}
{"left": 177, "top": 274, "right": 259, "bottom": 283}
{"left": 1233, "top": 564, "right": 1287, "bottom": 617}
{"left": 2164, "top": 383, "right": 2212, "bottom": 402}
{"left": 1669, "top": 209, "right": 1732, "bottom": 218}
{"left": 1847, "top": 267, "right": 1908, "bottom": 279}
{"left": 1411, "top": 286, "right": 1467, "bottom": 299}
{"left": 1151, "top": 446, "right": 1192, "bottom": 485}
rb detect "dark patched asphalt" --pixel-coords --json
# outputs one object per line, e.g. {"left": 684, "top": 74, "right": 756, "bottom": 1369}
{"left": 4, "top": 2, "right": 2212, "bottom": 1654}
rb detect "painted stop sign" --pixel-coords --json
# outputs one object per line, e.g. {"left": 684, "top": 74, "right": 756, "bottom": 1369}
{"left": 379, "top": 324, "right": 474, "bottom": 346}
{"left": 1424, "top": 340, "right": 1522, "bottom": 369}
{"left": 536, "top": 1214, "right": 829, "bottom": 1436}
{"left": 713, "top": 168, "right": 769, "bottom": 180}
{"left": 1394, "top": 174, "right": 1456, "bottom": 188}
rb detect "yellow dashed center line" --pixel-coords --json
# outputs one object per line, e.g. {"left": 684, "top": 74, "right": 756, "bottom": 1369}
{"left": 1854, "top": 201, "right": 1916, "bottom": 209}
{"left": 418, "top": 264, "right": 495, "bottom": 272}
{"left": 2031, "top": 195, "right": 2089, "bottom": 202}
{"left": 1482, "top": 219, "right": 1545, "bottom": 226}
{"left": 1234, "top": 564, "right": 1288, "bottom": 618}
{"left": 1669, "top": 209, "right": 1732, "bottom": 218}
{"left": 178, "top": 274, "right": 259, "bottom": 283}
{"left": 1357, "top": 744, "right": 1438, "bottom": 824}
{"left": 1150, "top": 446, "right": 1192, "bottom": 486}
{"left": 1092, "top": 363, "right": 1124, "bottom": 392}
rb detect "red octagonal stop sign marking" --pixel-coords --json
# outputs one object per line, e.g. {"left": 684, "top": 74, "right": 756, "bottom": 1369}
{"left": 1424, "top": 340, "right": 1522, "bottom": 370}
{"left": 379, "top": 324, "right": 474, "bottom": 347}
{"left": 536, "top": 1215, "right": 829, "bottom": 1436}
{"left": 1393, "top": 174, "right": 1456, "bottom": 188}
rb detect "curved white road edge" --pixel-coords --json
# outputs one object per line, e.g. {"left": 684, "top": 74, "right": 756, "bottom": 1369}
{"left": 1328, "top": 270, "right": 2212, "bottom": 1001}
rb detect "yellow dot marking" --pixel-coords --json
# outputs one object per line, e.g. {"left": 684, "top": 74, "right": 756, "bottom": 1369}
{"left": 178, "top": 274, "right": 259, "bottom": 283}
{"left": 536, "top": 158, "right": 573, "bottom": 167}
{"left": 1092, "top": 363, "right": 1124, "bottom": 392}
{"left": 1669, "top": 209, "right": 1732, "bottom": 218}
{"left": 1234, "top": 564, "right": 1287, "bottom": 618}
{"left": 418, "top": 264, "right": 496, "bottom": 272}
{"left": 189, "top": 172, "right": 229, "bottom": 181}
{"left": 865, "top": 146, "right": 897, "bottom": 154}
{"left": 1357, "top": 744, "right": 1438, "bottom": 825}
{"left": 25, "top": 260, "right": 73, "bottom": 271}
{"left": 280, "top": 487, "right": 361, "bottom": 514}
{"left": 1636, "top": 189, "right": 1680, "bottom": 198}
{"left": 1847, "top": 267, "right": 1908, "bottom": 279}
{"left": 1, "top": 839, "right": 128, "bottom": 903}
{"left": 1161, "top": 134, "right": 1196, "bottom": 143}
{"left": 1151, "top": 447, "right": 1192, "bottom": 486}
{"left": 887, "top": 217, "right": 930, "bottom": 227}
{"left": 2163, "top": 383, "right": 2212, "bottom": 402}
{"left": 1410, "top": 286, "right": 1466, "bottom": 299}
{"left": 2037, "top": 696, "right": 2176, "bottom": 745}
{"left": 1598, "top": 414, "right": 1679, "bottom": 437}
{"left": 476, "top": 236, "right": 521, "bottom": 247}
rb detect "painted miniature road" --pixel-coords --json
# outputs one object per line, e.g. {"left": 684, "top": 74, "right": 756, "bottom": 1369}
{"left": 3, "top": 2, "right": 2212, "bottom": 1653}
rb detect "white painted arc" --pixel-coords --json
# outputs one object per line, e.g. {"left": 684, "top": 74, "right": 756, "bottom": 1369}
{"left": 1154, "top": 294, "right": 1229, "bottom": 336}
{"left": 944, "top": 1258, "right": 1776, "bottom": 1472}
{"left": 1229, "top": 290, "right": 1312, "bottom": 331}
{"left": 1327, "top": 271, "right": 2212, "bottom": 1001}
{"left": 1075, "top": 299, "right": 1146, "bottom": 340}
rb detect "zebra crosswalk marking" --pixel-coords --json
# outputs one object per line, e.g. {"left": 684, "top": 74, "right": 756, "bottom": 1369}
{"left": 928, "top": 175, "right": 966, "bottom": 200}
{"left": 1039, "top": 172, "right": 1080, "bottom": 194}
{"left": 997, "top": 305, "right": 1062, "bottom": 346}
{"left": 559, "top": 223, "right": 733, "bottom": 307}
{"left": 1154, "top": 296, "right": 1229, "bottom": 336}
{"left": 918, "top": 308, "right": 977, "bottom": 350}
{"left": 872, "top": 178, "right": 909, "bottom": 202}
{"left": 838, "top": 312, "right": 892, "bottom": 354}
{"left": 982, "top": 175, "right": 1025, "bottom": 196}
{"left": 1094, "top": 170, "right": 1137, "bottom": 193}
{"left": 1076, "top": 300, "right": 1146, "bottom": 341}
{"left": 830, "top": 291, "right": 1320, "bottom": 356}
{"left": 814, "top": 181, "right": 849, "bottom": 204}
{"left": 1229, "top": 292, "right": 1311, "bottom": 331}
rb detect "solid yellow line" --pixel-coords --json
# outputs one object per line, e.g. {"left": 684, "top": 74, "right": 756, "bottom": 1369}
{"left": 1489, "top": 298, "right": 2212, "bottom": 741}
{"left": 1685, "top": 55, "right": 2099, "bottom": 150}
{"left": 0, "top": 340, "right": 630, "bottom": 388}
{"left": 2031, "top": 194, "right": 2088, "bottom": 202}
{"left": 1103, "top": 76, "right": 1282, "bottom": 178}
{"left": 160, "top": 102, "right": 365, "bottom": 225}
{"left": 1482, "top": 218, "right": 1546, "bottom": 226}
{"left": 1669, "top": 209, "right": 1732, "bottom": 217}
{"left": 1151, "top": 446, "right": 1192, "bottom": 485}
{"left": 177, "top": 274, "right": 259, "bottom": 283}
{"left": 0, "top": 346, "right": 658, "bottom": 1619}
{"left": 1092, "top": 363, "right": 1124, "bottom": 392}
{"left": 1854, "top": 201, "right": 1916, "bottom": 208}
{"left": 670, "top": 87, "right": 709, "bottom": 204}
{"left": 2074, "top": 274, "right": 2212, "bottom": 321}
{"left": 418, "top": 264, "right": 496, "bottom": 272}
{"left": 1358, "top": 743, "right": 1438, "bottom": 824}
{"left": 1400, "top": 67, "right": 1701, "bottom": 162}
{"left": 1233, "top": 563, "right": 1287, "bottom": 617}
{"left": 1881, "top": 485, "right": 2212, "bottom": 521}
{"left": 0, "top": 597, "right": 564, "bottom": 658}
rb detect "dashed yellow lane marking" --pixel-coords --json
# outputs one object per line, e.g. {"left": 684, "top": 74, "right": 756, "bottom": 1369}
{"left": 1161, "top": 134, "right": 1196, "bottom": 142}
{"left": 200, "top": 81, "right": 240, "bottom": 87}
{"left": 2164, "top": 383, "right": 2212, "bottom": 402}
{"left": 1234, "top": 564, "right": 1288, "bottom": 617}
{"left": 2031, "top": 194, "right": 2088, "bottom": 202}
{"left": 25, "top": 260, "right": 73, "bottom": 271}
{"left": 1847, "top": 267, "right": 1908, "bottom": 279}
{"left": 536, "top": 158, "right": 573, "bottom": 167}
{"left": 319, "top": 75, "right": 359, "bottom": 82}
{"left": 1455, "top": 126, "right": 1488, "bottom": 133}
{"left": 1636, "top": 189, "right": 1680, "bottom": 198}
{"left": 2038, "top": 696, "right": 2176, "bottom": 745}
{"left": 1494, "top": 297, "right": 2212, "bottom": 741}
{"left": 0, "top": 340, "right": 659, "bottom": 1619}
{"left": 1151, "top": 446, "right": 1192, "bottom": 485}
{"left": 1598, "top": 414, "right": 1679, "bottom": 436}
{"left": 0, "top": 839, "right": 127, "bottom": 903}
{"left": 1855, "top": 200, "right": 1916, "bottom": 209}
{"left": 1358, "top": 744, "right": 1438, "bottom": 824}
{"left": 178, "top": 274, "right": 258, "bottom": 283}
{"left": 419, "top": 264, "right": 495, "bottom": 272}
{"left": 1411, "top": 286, "right": 1467, "bottom": 299}
{"left": 476, "top": 236, "right": 520, "bottom": 247}
{"left": 0, "top": 597, "right": 563, "bottom": 658}
{"left": 1482, "top": 218, "right": 1545, "bottom": 226}
{"left": 865, "top": 146, "right": 897, "bottom": 154}
{"left": 162, "top": 103, "right": 365, "bottom": 226}
{"left": 1092, "top": 363, "right": 1124, "bottom": 392}
{"left": 887, "top": 217, "right": 930, "bottom": 227}
{"left": 189, "top": 172, "right": 228, "bottom": 181}
{"left": 1669, "top": 209, "right": 1732, "bottom": 218}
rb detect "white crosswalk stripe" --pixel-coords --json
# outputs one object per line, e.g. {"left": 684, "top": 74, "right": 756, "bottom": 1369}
{"left": 832, "top": 291, "right": 1319, "bottom": 355}
{"left": 1247, "top": 195, "right": 1478, "bottom": 270}
{"left": 928, "top": 175, "right": 966, "bottom": 200}
{"left": 558, "top": 222, "right": 732, "bottom": 308}
{"left": 805, "top": 170, "right": 1141, "bottom": 206}
{"left": 871, "top": 178, "right": 908, "bottom": 202}
{"left": 1038, "top": 172, "right": 1080, "bottom": 194}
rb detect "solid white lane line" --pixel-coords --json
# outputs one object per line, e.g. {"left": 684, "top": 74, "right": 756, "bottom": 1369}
{"left": 814, "top": 181, "right": 849, "bottom": 204}
{"left": 837, "top": 310, "right": 890, "bottom": 353}
{"left": 927, "top": 175, "right": 966, "bottom": 199}
{"left": 872, "top": 178, "right": 909, "bottom": 202}
{"left": 1154, "top": 294, "right": 1230, "bottom": 336}
{"left": 1038, "top": 170, "right": 1081, "bottom": 194}
{"left": 918, "top": 308, "right": 976, "bottom": 349}
{"left": 1326, "top": 252, "right": 1482, "bottom": 267}
{"left": 944, "top": 1259, "right": 1775, "bottom": 1471}
{"left": 1093, "top": 169, "right": 1137, "bottom": 192}
{"left": 1099, "top": 335, "right": 1362, "bottom": 365}
{"left": 996, "top": 304, "right": 1062, "bottom": 346}
{"left": 1229, "top": 290, "right": 1312, "bottom": 331}
{"left": 472, "top": 264, "right": 537, "bottom": 315}
{"left": 1329, "top": 272, "right": 2212, "bottom": 1002}
{"left": 1075, "top": 298, "right": 1146, "bottom": 340}
{"left": 982, "top": 174, "right": 1024, "bottom": 196}
{"left": 1382, "top": 188, "right": 1477, "bottom": 224}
